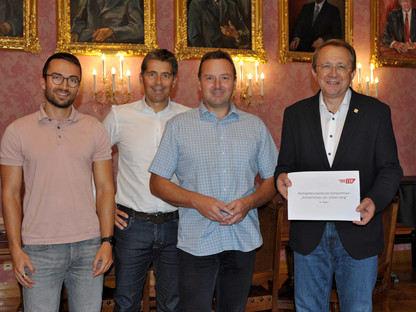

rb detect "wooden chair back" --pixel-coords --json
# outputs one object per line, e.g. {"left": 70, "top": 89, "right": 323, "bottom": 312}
{"left": 245, "top": 201, "right": 283, "bottom": 312}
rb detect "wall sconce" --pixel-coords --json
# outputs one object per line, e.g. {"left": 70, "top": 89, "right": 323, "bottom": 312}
{"left": 355, "top": 62, "right": 379, "bottom": 98}
{"left": 233, "top": 60, "right": 265, "bottom": 109}
{"left": 92, "top": 54, "right": 132, "bottom": 106}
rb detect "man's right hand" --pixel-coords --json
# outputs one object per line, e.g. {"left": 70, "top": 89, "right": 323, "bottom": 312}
{"left": 276, "top": 173, "right": 292, "bottom": 200}
{"left": 11, "top": 248, "right": 35, "bottom": 289}
{"left": 193, "top": 195, "right": 234, "bottom": 223}
{"left": 115, "top": 207, "right": 129, "bottom": 230}
{"left": 289, "top": 38, "right": 300, "bottom": 51}
{"left": 392, "top": 41, "right": 409, "bottom": 53}
{"left": 0, "top": 22, "right": 11, "bottom": 35}
{"left": 71, "top": 32, "right": 79, "bottom": 42}
{"left": 92, "top": 28, "right": 114, "bottom": 42}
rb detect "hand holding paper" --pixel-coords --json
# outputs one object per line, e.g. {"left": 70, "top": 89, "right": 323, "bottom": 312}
{"left": 276, "top": 173, "right": 291, "bottom": 199}
{"left": 353, "top": 197, "right": 375, "bottom": 225}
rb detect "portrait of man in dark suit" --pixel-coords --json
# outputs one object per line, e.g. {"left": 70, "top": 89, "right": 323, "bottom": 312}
{"left": 187, "top": 0, "right": 250, "bottom": 49}
{"left": 289, "top": 0, "right": 342, "bottom": 52}
{"left": 70, "top": 0, "right": 144, "bottom": 44}
{"left": 382, "top": 0, "right": 416, "bottom": 53}
{"left": 0, "top": 0, "right": 23, "bottom": 37}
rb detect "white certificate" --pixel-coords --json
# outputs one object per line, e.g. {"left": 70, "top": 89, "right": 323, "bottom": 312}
{"left": 287, "top": 171, "right": 360, "bottom": 221}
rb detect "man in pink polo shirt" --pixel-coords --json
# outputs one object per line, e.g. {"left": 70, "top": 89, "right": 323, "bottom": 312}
{"left": 0, "top": 53, "right": 115, "bottom": 312}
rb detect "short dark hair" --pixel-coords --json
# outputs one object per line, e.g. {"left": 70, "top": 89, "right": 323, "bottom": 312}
{"left": 198, "top": 50, "right": 236, "bottom": 80}
{"left": 312, "top": 39, "right": 357, "bottom": 72}
{"left": 141, "top": 49, "right": 178, "bottom": 78}
{"left": 42, "top": 53, "right": 82, "bottom": 81}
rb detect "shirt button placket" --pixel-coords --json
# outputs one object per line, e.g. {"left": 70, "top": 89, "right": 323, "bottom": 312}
{"left": 57, "top": 125, "right": 63, "bottom": 145}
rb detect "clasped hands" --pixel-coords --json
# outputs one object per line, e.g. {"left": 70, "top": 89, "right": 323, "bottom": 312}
{"left": 392, "top": 41, "right": 416, "bottom": 53}
{"left": 71, "top": 27, "right": 114, "bottom": 42}
{"left": 195, "top": 196, "right": 252, "bottom": 225}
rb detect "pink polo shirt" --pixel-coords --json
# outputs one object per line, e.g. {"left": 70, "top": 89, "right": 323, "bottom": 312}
{"left": 0, "top": 105, "right": 112, "bottom": 245}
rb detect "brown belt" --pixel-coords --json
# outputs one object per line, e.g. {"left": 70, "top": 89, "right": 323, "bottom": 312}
{"left": 117, "top": 204, "right": 178, "bottom": 225}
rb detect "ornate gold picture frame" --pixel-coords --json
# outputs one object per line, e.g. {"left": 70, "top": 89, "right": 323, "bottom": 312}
{"left": 0, "top": 0, "right": 41, "bottom": 53}
{"left": 371, "top": 0, "right": 416, "bottom": 67}
{"left": 175, "top": 0, "right": 267, "bottom": 62}
{"left": 56, "top": 0, "right": 158, "bottom": 56}
{"left": 279, "top": 0, "right": 353, "bottom": 63}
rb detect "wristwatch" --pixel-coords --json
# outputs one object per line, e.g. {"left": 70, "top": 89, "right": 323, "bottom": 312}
{"left": 101, "top": 236, "right": 115, "bottom": 246}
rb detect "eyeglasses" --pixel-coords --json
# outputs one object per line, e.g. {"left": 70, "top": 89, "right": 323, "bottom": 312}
{"left": 46, "top": 73, "right": 80, "bottom": 88}
{"left": 316, "top": 64, "right": 352, "bottom": 73}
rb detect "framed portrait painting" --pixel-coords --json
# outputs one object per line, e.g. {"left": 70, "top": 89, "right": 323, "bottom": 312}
{"left": 0, "top": 0, "right": 41, "bottom": 53}
{"left": 175, "top": 0, "right": 267, "bottom": 62}
{"left": 56, "top": 0, "right": 158, "bottom": 56}
{"left": 278, "top": 0, "right": 353, "bottom": 63}
{"left": 371, "top": 0, "right": 416, "bottom": 67}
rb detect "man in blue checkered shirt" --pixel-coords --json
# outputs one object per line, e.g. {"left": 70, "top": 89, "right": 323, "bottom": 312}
{"left": 149, "top": 50, "right": 278, "bottom": 312}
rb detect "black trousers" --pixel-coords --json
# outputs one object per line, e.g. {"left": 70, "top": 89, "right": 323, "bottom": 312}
{"left": 178, "top": 248, "right": 256, "bottom": 312}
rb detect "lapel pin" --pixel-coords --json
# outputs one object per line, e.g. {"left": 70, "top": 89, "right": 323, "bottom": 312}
{"left": 354, "top": 109, "right": 359, "bottom": 113}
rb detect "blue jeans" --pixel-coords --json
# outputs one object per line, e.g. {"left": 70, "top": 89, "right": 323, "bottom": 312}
{"left": 294, "top": 222, "right": 378, "bottom": 312}
{"left": 22, "top": 237, "right": 103, "bottom": 312}
{"left": 113, "top": 215, "right": 179, "bottom": 312}
{"left": 177, "top": 249, "right": 256, "bottom": 312}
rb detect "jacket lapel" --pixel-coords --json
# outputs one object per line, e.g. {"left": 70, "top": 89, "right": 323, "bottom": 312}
{"left": 219, "top": 0, "right": 229, "bottom": 21}
{"left": 397, "top": 9, "right": 405, "bottom": 41}
{"left": 306, "top": 92, "right": 331, "bottom": 168}
{"left": 101, "top": 0, "right": 120, "bottom": 15}
{"left": 332, "top": 89, "right": 361, "bottom": 168}
{"left": 312, "top": 1, "right": 327, "bottom": 28}
{"left": 207, "top": 0, "right": 220, "bottom": 19}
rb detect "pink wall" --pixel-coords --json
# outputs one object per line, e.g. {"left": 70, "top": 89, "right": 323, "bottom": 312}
{"left": 0, "top": 0, "right": 415, "bottom": 187}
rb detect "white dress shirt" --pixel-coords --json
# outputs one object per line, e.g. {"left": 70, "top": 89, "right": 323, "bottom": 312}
{"left": 319, "top": 88, "right": 351, "bottom": 167}
{"left": 103, "top": 98, "right": 190, "bottom": 213}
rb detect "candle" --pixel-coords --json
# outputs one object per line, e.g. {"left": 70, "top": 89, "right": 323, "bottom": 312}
{"left": 127, "top": 70, "right": 131, "bottom": 94}
{"left": 366, "top": 76, "right": 369, "bottom": 96}
{"left": 102, "top": 54, "right": 106, "bottom": 78}
{"left": 239, "top": 60, "right": 243, "bottom": 83}
{"left": 370, "top": 63, "right": 374, "bottom": 84}
{"left": 260, "top": 72, "right": 264, "bottom": 96}
{"left": 93, "top": 69, "right": 97, "bottom": 94}
{"left": 248, "top": 73, "right": 252, "bottom": 97}
{"left": 255, "top": 60, "right": 259, "bottom": 83}
{"left": 111, "top": 67, "right": 116, "bottom": 94}
{"left": 375, "top": 77, "right": 379, "bottom": 98}
{"left": 119, "top": 55, "right": 124, "bottom": 79}
{"left": 357, "top": 63, "right": 361, "bottom": 83}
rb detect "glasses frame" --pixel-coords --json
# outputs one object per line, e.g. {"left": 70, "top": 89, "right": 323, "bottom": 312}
{"left": 45, "top": 73, "right": 80, "bottom": 88}
{"left": 316, "top": 64, "right": 353, "bottom": 73}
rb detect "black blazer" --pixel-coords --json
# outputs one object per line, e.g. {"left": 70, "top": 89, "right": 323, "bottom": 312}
{"left": 274, "top": 89, "right": 403, "bottom": 259}
{"left": 292, "top": 1, "right": 342, "bottom": 52}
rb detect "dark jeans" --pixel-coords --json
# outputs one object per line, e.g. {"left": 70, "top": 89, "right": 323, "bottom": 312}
{"left": 178, "top": 249, "right": 256, "bottom": 312}
{"left": 113, "top": 216, "right": 179, "bottom": 312}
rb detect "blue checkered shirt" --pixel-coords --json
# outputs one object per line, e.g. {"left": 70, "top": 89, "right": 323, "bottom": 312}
{"left": 149, "top": 102, "right": 278, "bottom": 256}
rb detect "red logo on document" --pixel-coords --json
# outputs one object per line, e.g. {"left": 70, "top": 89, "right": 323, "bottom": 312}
{"left": 338, "top": 178, "right": 356, "bottom": 184}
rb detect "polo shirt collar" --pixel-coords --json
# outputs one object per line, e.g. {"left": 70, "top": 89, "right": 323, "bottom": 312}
{"left": 38, "top": 103, "right": 79, "bottom": 122}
